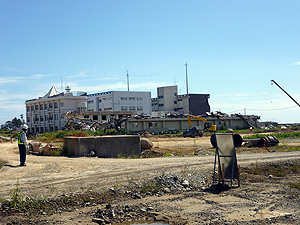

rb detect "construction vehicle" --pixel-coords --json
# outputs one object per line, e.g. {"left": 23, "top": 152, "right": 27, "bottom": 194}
{"left": 187, "top": 115, "right": 217, "bottom": 132}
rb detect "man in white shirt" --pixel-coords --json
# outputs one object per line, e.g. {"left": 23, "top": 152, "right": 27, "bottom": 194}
{"left": 17, "top": 124, "right": 29, "bottom": 166}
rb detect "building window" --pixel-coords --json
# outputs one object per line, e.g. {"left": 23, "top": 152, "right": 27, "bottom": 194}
{"left": 55, "top": 114, "right": 58, "bottom": 120}
{"left": 35, "top": 105, "right": 38, "bottom": 110}
{"left": 121, "top": 106, "right": 128, "bottom": 111}
{"left": 174, "top": 93, "right": 177, "bottom": 96}
{"left": 27, "top": 106, "right": 30, "bottom": 112}
{"left": 61, "top": 114, "right": 64, "bottom": 119}
{"left": 54, "top": 102, "right": 58, "bottom": 108}
{"left": 40, "top": 104, "right": 43, "bottom": 110}
{"left": 60, "top": 102, "right": 64, "bottom": 107}
{"left": 104, "top": 107, "right": 112, "bottom": 111}
{"left": 49, "top": 103, "right": 53, "bottom": 109}
{"left": 129, "top": 97, "right": 135, "bottom": 100}
{"left": 84, "top": 115, "right": 89, "bottom": 119}
{"left": 45, "top": 115, "right": 48, "bottom": 121}
{"left": 49, "top": 114, "right": 53, "bottom": 121}
{"left": 158, "top": 95, "right": 163, "bottom": 99}
{"left": 44, "top": 103, "right": 48, "bottom": 109}
{"left": 137, "top": 97, "right": 143, "bottom": 100}
{"left": 137, "top": 106, "right": 143, "bottom": 111}
{"left": 103, "top": 97, "right": 112, "bottom": 101}
{"left": 174, "top": 101, "right": 177, "bottom": 104}
{"left": 132, "top": 122, "right": 138, "bottom": 127}
{"left": 93, "top": 115, "right": 98, "bottom": 120}
{"left": 41, "top": 127, "right": 44, "bottom": 133}
{"left": 27, "top": 117, "right": 30, "bottom": 122}
{"left": 159, "top": 104, "right": 164, "bottom": 107}
{"left": 121, "top": 97, "right": 127, "bottom": 100}
{"left": 31, "top": 106, "right": 34, "bottom": 111}
{"left": 129, "top": 106, "right": 135, "bottom": 111}
{"left": 102, "top": 115, "right": 107, "bottom": 120}
{"left": 88, "top": 100, "right": 94, "bottom": 104}
{"left": 40, "top": 116, "right": 43, "bottom": 122}
{"left": 99, "top": 99, "right": 101, "bottom": 102}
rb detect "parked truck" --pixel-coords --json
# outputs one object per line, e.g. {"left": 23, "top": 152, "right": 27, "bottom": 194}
{"left": 183, "top": 126, "right": 204, "bottom": 138}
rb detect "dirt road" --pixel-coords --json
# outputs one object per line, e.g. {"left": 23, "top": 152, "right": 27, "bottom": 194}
{"left": 1, "top": 135, "right": 300, "bottom": 224}
{"left": 0, "top": 136, "right": 299, "bottom": 198}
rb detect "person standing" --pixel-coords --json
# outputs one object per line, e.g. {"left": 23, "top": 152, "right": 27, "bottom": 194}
{"left": 18, "top": 124, "right": 29, "bottom": 166}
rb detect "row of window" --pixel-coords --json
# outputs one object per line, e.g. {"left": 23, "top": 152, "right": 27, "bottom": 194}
{"left": 30, "top": 126, "right": 60, "bottom": 133}
{"left": 84, "top": 115, "right": 107, "bottom": 120}
{"left": 27, "top": 114, "right": 65, "bottom": 123}
{"left": 27, "top": 102, "right": 64, "bottom": 112}
{"left": 152, "top": 100, "right": 181, "bottom": 106}
{"left": 88, "top": 96, "right": 144, "bottom": 104}
{"left": 121, "top": 106, "right": 143, "bottom": 111}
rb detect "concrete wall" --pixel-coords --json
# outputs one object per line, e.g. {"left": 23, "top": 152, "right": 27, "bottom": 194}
{"left": 64, "top": 135, "right": 141, "bottom": 158}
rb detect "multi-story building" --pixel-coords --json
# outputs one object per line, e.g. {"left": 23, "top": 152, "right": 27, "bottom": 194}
{"left": 25, "top": 85, "right": 87, "bottom": 133}
{"left": 151, "top": 85, "right": 210, "bottom": 115}
{"left": 87, "top": 91, "right": 152, "bottom": 115}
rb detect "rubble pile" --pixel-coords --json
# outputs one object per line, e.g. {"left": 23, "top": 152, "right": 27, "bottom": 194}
{"left": 63, "top": 118, "right": 104, "bottom": 131}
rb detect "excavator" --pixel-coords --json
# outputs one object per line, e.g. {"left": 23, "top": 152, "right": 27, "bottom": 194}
{"left": 187, "top": 115, "right": 217, "bottom": 132}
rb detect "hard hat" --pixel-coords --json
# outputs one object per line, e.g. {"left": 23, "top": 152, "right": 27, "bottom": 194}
{"left": 22, "top": 124, "right": 28, "bottom": 130}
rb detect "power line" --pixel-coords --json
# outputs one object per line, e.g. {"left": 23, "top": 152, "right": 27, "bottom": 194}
{"left": 226, "top": 105, "right": 298, "bottom": 114}
{"left": 247, "top": 106, "right": 298, "bottom": 111}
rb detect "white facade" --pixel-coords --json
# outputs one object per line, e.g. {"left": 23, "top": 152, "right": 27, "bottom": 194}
{"left": 25, "top": 86, "right": 87, "bottom": 133}
{"left": 87, "top": 91, "right": 151, "bottom": 115}
{"left": 152, "top": 85, "right": 189, "bottom": 114}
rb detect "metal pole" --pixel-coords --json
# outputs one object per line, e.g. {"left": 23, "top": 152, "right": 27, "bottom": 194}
{"left": 185, "top": 62, "right": 188, "bottom": 96}
{"left": 127, "top": 71, "right": 129, "bottom": 91}
{"left": 271, "top": 79, "right": 300, "bottom": 108}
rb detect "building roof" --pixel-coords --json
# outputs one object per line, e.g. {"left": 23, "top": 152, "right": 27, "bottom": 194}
{"left": 42, "top": 85, "right": 61, "bottom": 99}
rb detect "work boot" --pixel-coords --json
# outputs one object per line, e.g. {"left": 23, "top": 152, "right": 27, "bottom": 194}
{"left": 20, "top": 163, "right": 26, "bottom": 166}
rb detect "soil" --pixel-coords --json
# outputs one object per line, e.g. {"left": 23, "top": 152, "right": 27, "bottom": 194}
{"left": 1, "top": 130, "right": 300, "bottom": 224}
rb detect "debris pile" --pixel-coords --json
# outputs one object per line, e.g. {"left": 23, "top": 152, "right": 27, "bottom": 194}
{"left": 63, "top": 118, "right": 104, "bottom": 131}
{"left": 28, "top": 142, "right": 60, "bottom": 156}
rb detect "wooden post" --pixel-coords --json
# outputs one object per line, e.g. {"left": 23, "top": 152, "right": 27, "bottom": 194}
{"left": 238, "top": 165, "right": 241, "bottom": 187}
{"left": 222, "top": 163, "right": 225, "bottom": 187}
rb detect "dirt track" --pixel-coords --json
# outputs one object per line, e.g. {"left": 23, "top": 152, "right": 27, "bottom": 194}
{"left": 1, "top": 135, "right": 300, "bottom": 224}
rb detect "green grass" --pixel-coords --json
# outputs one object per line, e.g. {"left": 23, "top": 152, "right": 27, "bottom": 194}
{"left": 244, "top": 131, "right": 300, "bottom": 140}
{"left": 36, "top": 129, "right": 119, "bottom": 141}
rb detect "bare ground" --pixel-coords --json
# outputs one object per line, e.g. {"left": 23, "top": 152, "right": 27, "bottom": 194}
{"left": 1, "top": 133, "right": 300, "bottom": 224}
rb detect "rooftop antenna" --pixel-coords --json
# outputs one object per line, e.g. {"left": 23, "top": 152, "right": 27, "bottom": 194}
{"left": 126, "top": 70, "right": 130, "bottom": 91}
{"left": 185, "top": 62, "right": 188, "bottom": 96}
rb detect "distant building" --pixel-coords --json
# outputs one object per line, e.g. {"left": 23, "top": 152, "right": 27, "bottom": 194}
{"left": 151, "top": 85, "right": 210, "bottom": 115}
{"left": 87, "top": 91, "right": 152, "bottom": 115}
{"left": 25, "top": 85, "right": 87, "bottom": 133}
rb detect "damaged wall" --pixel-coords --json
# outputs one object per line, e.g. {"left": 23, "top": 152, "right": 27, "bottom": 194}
{"left": 64, "top": 135, "right": 141, "bottom": 157}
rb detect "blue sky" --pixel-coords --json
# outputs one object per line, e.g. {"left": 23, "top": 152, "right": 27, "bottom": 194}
{"left": 1, "top": 0, "right": 300, "bottom": 125}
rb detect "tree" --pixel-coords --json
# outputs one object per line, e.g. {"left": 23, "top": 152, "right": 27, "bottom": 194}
{"left": 1, "top": 117, "right": 23, "bottom": 130}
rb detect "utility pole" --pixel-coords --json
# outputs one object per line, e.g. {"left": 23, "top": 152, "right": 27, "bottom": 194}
{"left": 126, "top": 70, "right": 129, "bottom": 91}
{"left": 271, "top": 79, "right": 300, "bottom": 108}
{"left": 185, "top": 62, "right": 188, "bottom": 96}
{"left": 174, "top": 77, "right": 177, "bottom": 85}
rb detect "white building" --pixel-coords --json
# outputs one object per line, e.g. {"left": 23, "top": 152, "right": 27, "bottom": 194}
{"left": 152, "top": 85, "right": 210, "bottom": 116}
{"left": 87, "top": 91, "right": 151, "bottom": 115}
{"left": 25, "top": 85, "right": 87, "bottom": 133}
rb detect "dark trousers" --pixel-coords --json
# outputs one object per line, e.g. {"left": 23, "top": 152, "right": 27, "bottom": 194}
{"left": 18, "top": 144, "right": 26, "bottom": 165}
